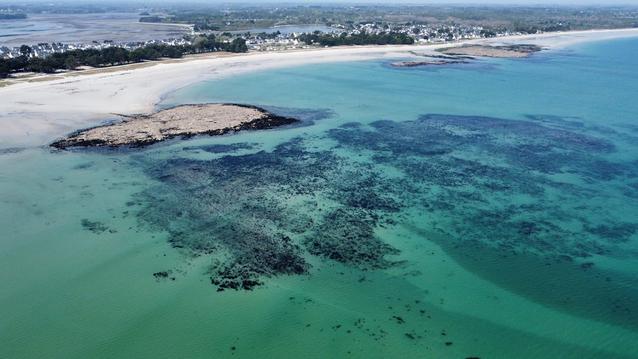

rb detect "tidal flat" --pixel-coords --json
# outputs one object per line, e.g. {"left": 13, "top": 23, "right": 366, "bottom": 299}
{"left": 2, "top": 36, "right": 638, "bottom": 358}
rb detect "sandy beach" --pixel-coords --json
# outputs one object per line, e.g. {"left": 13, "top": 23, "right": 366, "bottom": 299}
{"left": 1, "top": 28, "right": 638, "bottom": 148}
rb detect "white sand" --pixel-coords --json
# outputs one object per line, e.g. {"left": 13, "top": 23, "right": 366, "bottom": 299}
{"left": 1, "top": 28, "right": 638, "bottom": 148}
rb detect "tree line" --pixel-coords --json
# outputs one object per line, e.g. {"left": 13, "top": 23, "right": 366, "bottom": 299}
{"left": 0, "top": 35, "right": 247, "bottom": 78}
{"left": 298, "top": 31, "right": 414, "bottom": 47}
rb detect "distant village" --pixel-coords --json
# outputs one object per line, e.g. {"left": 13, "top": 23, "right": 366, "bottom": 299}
{"left": 0, "top": 38, "right": 192, "bottom": 59}
{"left": 245, "top": 23, "right": 513, "bottom": 51}
{"left": 0, "top": 22, "right": 528, "bottom": 59}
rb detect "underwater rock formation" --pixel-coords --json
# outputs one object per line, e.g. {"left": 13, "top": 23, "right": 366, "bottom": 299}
{"left": 133, "top": 112, "right": 638, "bottom": 292}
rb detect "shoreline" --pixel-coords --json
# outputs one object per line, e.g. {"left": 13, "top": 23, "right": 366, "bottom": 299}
{"left": 1, "top": 28, "right": 638, "bottom": 148}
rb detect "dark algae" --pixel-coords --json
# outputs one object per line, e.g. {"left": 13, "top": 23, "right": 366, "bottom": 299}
{"left": 153, "top": 270, "right": 176, "bottom": 281}
{"left": 132, "top": 111, "right": 638, "bottom": 329}
{"left": 136, "top": 138, "right": 404, "bottom": 291}
{"left": 304, "top": 208, "right": 400, "bottom": 269}
{"left": 81, "top": 219, "right": 110, "bottom": 234}
{"left": 182, "top": 142, "right": 257, "bottom": 153}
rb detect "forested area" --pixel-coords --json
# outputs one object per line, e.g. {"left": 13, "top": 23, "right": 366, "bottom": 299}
{"left": 0, "top": 35, "right": 247, "bottom": 78}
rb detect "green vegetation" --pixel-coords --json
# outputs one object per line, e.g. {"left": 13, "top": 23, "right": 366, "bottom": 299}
{"left": 0, "top": 35, "right": 247, "bottom": 77}
{"left": 3, "top": 3, "right": 638, "bottom": 32}
{"left": 299, "top": 32, "right": 414, "bottom": 46}
{"left": 133, "top": 5, "right": 638, "bottom": 33}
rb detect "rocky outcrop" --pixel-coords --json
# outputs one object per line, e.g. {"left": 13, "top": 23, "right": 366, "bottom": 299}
{"left": 51, "top": 103, "right": 299, "bottom": 149}
{"left": 438, "top": 44, "right": 542, "bottom": 58}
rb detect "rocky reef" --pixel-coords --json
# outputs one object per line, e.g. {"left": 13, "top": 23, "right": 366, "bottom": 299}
{"left": 132, "top": 110, "right": 638, "bottom": 297}
{"left": 51, "top": 103, "right": 299, "bottom": 149}
{"left": 391, "top": 44, "right": 541, "bottom": 69}
{"left": 135, "top": 137, "right": 404, "bottom": 290}
{"left": 438, "top": 44, "right": 542, "bottom": 58}
{"left": 390, "top": 59, "right": 471, "bottom": 68}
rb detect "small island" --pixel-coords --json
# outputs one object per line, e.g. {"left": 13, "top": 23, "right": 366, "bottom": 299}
{"left": 51, "top": 104, "right": 298, "bottom": 149}
{"left": 391, "top": 59, "right": 471, "bottom": 67}
{"left": 438, "top": 44, "right": 542, "bottom": 58}
{"left": 391, "top": 45, "right": 541, "bottom": 68}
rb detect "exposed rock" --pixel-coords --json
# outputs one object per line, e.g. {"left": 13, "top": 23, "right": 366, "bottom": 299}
{"left": 438, "top": 44, "right": 542, "bottom": 58}
{"left": 51, "top": 103, "right": 299, "bottom": 149}
{"left": 391, "top": 59, "right": 471, "bottom": 67}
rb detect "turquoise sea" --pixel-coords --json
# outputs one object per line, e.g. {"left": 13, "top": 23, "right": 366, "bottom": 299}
{"left": 2, "top": 37, "right": 638, "bottom": 358}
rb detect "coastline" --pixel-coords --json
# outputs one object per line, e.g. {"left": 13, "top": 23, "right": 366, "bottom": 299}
{"left": 1, "top": 28, "right": 638, "bottom": 148}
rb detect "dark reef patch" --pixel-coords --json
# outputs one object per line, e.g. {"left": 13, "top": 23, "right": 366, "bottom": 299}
{"left": 328, "top": 114, "right": 637, "bottom": 259}
{"left": 72, "top": 162, "right": 95, "bottom": 170}
{"left": 182, "top": 142, "right": 257, "bottom": 153}
{"left": 135, "top": 137, "right": 404, "bottom": 290}
{"left": 81, "top": 219, "right": 110, "bottom": 234}
{"left": 304, "top": 208, "right": 400, "bottom": 269}
{"left": 258, "top": 105, "right": 334, "bottom": 126}
{"left": 0, "top": 147, "right": 27, "bottom": 155}
{"left": 585, "top": 223, "right": 638, "bottom": 243}
{"left": 133, "top": 112, "right": 638, "bottom": 302}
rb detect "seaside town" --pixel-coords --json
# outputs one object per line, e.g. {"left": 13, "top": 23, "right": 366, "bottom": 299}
{"left": 0, "top": 22, "right": 517, "bottom": 59}
{"left": 2, "top": 4, "right": 638, "bottom": 77}
{"left": 0, "top": 38, "right": 192, "bottom": 59}
{"left": 245, "top": 23, "right": 508, "bottom": 51}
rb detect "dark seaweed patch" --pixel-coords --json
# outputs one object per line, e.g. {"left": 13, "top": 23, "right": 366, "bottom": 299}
{"left": 72, "top": 162, "right": 95, "bottom": 170}
{"left": 585, "top": 223, "right": 638, "bottom": 243}
{"left": 134, "top": 112, "right": 638, "bottom": 296}
{"left": 209, "top": 231, "right": 308, "bottom": 291}
{"left": 135, "top": 137, "right": 404, "bottom": 290}
{"left": 327, "top": 114, "right": 638, "bottom": 261}
{"left": 182, "top": 142, "right": 257, "bottom": 154}
{"left": 0, "top": 147, "right": 26, "bottom": 155}
{"left": 81, "top": 219, "right": 109, "bottom": 234}
{"left": 259, "top": 106, "right": 334, "bottom": 126}
{"left": 304, "top": 208, "right": 399, "bottom": 269}
{"left": 153, "top": 270, "right": 176, "bottom": 281}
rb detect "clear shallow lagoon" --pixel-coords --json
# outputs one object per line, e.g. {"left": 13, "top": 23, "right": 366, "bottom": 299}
{"left": 2, "top": 38, "right": 638, "bottom": 358}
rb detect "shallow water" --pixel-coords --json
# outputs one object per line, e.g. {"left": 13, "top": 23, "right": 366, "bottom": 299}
{"left": 2, "top": 37, "right": 638, "bottom": 358}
